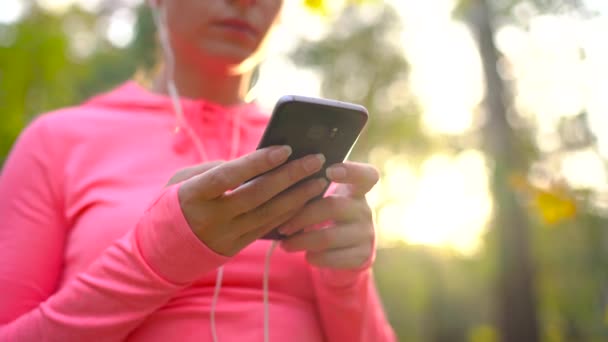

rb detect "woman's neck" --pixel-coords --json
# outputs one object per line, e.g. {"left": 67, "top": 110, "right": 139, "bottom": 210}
{"left": 152, "top": 65, "right": 253, "bottom": 106}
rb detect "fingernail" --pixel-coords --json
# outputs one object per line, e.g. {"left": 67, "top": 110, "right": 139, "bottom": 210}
{"left": 304, "top": 154, "right": 326, "bottom": 173}
{"left": 270, "top": 145, "right": 292, "bottom": 164}
{"left": 326, "top": 165, "right": 346, "bottom": 180}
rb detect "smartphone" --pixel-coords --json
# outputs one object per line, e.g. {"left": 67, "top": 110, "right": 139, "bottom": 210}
{"left": 257, "top": 95, "right": 369, "bottom": 240}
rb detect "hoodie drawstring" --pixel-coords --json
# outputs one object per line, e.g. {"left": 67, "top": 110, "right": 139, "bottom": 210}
{"left": 210, "top": 265, "right": 224, "bottom": 342}
{"left": 263, "top": 241, "right": 279, "bottom": 342}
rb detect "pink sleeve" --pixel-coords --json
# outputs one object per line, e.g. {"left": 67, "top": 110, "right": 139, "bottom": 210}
{"left": 0, "top": 119, "right": 229, "bottom": 341}
{"left": 310, "top": 212, "right": 396, "bottom": 341}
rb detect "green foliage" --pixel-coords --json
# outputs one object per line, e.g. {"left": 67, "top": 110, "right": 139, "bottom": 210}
{"left": 0, "top": 9, "right": 82, "bottom": 160}
{"left": 291, "top": 5, "right": 433, "bottom": 162}
{"left": 375, "top": 246, "right": 486, "bottom": 341}
{"left": 295, "top": 1, "right": 608, "bottom": 340}
{"left": 0, "top": 5, "right": 156, "bottom": 162}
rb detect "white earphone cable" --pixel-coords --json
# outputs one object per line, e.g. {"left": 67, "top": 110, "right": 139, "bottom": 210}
{"left": 208, "top": 78, "right": 243, "bottom": 342}
{"left": 152, "top": 5, "right": 273, "bottom": 342}
{"left": 152, "top": 5, "right": 209, "bottom": 162}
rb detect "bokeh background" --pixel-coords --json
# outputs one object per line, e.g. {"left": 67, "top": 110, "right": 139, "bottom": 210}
{"left": 2, "top": 0, "right": 608, "bottom": 341}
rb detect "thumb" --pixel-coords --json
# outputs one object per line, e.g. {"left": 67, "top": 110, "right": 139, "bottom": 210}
{"left": 165, "top": 160, "right": 224, "bottom": 187}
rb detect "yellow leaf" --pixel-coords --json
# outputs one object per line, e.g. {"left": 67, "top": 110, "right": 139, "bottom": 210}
{"left": 533, "top": 189, "right": 577, "bottom": 225}
{"left": 303, "top": 0, "right": 330, "bottom": 15}
{"left": 510, "top": 174, "right": 577, "bottom": 226}
{"left": 303, "top": 0, "right": 373, "bottom": 16}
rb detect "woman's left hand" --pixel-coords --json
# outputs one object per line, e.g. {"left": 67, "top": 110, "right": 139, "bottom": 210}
{"left": 278, "top": 162, "right": 379, "bottom": 270}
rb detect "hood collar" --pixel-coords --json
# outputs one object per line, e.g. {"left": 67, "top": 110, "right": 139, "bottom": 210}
{"left": 85, "top": 80, "right": 266, "bottom": 120}
{"left": 86, "top": 81, "right": 269, "bottom": 158}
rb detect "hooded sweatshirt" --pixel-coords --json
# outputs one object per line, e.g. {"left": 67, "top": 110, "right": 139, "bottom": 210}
{"left": 0, "top": 81, "right": 396, "bottom": 342}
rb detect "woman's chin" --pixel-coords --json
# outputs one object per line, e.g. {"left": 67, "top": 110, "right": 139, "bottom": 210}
{"left": 199, "top": 43, "right": 261, "bottom": 72}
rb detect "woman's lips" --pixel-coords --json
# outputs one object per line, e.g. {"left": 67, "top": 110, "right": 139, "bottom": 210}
{"left": 213, "top": 18, "right": 259, "bottom": 37}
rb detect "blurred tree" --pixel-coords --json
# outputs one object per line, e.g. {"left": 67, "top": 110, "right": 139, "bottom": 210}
{"left": 293, "top": 3, "right": 490, "bottom": 340}
{"left": 296, "top": 0, "right": 608, "bottom": 341}
{"left": 467, "top": 1, "right": 540, "bottom": 340}
{"left": 0, "top": 4, "right": 156, "bottom": 163}
{"left": 0, "top": 8, "right": 84, "bottom": 161}
{"left": 291, "top": 4, "right": 433, "bottom": 162}
{"left": 459, "top": 0, "right": 608, "bottom": 341}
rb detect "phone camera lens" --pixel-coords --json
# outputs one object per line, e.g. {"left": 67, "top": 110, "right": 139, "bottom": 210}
{"left": 307, "top": 125, "right": 326, "bottom": 140}
{"left": 329, "top": 127, "right": 338, "bottom": 139}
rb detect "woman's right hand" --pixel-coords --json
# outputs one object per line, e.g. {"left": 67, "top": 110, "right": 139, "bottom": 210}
{"left": 169, "top": 146, "right": 327, "bottom": 257}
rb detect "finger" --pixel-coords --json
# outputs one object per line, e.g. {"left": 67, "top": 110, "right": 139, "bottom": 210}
{"left": 165, "top": 161, "right": 224, "bottom": 187}
{"left": 236, "top": 178, "right": 328, "bottom": 245}
{"left": 278, "top": 196, "right": 366, "bottom": 236}
{"left": 223, "top": 153, "right": 326, "bottom": 215}
{"left": 326, "top": 162, "right": 380, "bottom": 197}
{"left": 305, "top": 244, "right": 372, "bottom": 270}
{"left": 226, "top": 209, "right": 300, "bottom": 254}
{"left": 192, "top": 145, "right": 292, "bottom": 200}
{"left": 259, "top": 209, "right": 299, "bottom": 236}
{"left": 281, "top": 223, "right": 369, "bottom": 253}
{"left": 235, "top": 210, "right": 296, "bottom": 249}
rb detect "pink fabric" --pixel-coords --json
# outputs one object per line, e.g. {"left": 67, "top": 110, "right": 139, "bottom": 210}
{"left": 0, "top": 81, "right": 396, "bottom": 341}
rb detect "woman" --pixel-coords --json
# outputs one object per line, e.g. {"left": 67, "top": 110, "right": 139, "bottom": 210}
{"left": 0, "top": 0, "right": 395, "bottom": 341}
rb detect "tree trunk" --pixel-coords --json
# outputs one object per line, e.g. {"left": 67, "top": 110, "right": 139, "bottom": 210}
{"left": 471, "top": 0, "right": 540, "bottom": 341}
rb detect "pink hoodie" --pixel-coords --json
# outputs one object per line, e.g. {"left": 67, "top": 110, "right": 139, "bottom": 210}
{"left": 0, "top": 81, "right": 395, "bottom": 341}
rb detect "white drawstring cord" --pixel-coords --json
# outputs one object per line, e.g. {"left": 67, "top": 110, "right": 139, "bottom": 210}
{"left": 210, "top": 266, "right": 224, "bottom": 342}
{"left": 210, "top": 241, "right": 277, "bottom": 342}
{"left": 263, "top": 241, "right": 279, "bottom": 342}
{"left": 210, "top": 240, "right": 277, "bottom": 342}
